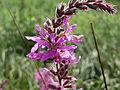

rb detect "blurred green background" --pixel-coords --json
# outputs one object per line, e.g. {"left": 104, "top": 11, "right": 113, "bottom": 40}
{"left": 0, "top": 0, "right": 120, "bottom": 90}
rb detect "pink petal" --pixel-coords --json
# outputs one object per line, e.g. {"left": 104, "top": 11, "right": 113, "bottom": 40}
{"left": 59, "top": 45, "right": 77, "bottom": 52}
{"left": 37, "top": 39, "right": 50, "bottom": 47}
{"left": 72, "top": 85, "right": 76, "bottom": 90}
{"left": 27, "top": 52, "right": 42, "bottom": 60}
{"left": 34, "top": 72, "right": 42, "bottom": 82}
{"left": 31, "top": 43, "right": 39, "bottom": 52}
{"left": 41, "top": 49, "right": 57, "bottom": 61}
{"left": 65, "top": 33, "right": 83, "bottom": 44}
{"left": 26, "top": 36, "right": 50, "bottom": 47}
{"left": 35, "top": 68, "right": 59, "bottom": 90}
{"left": 70, "top": 77, "right": 77, "bottom": 81}
{"left": 73, "top": 34, "right": 84, "bottom": 39}
{"left": 25, "top": 36, "right": 40, "bottom": 42}
{"left": 70, "top": 35, "right": 83, "bottom": 43}
{"left": 71, "top": 39, "right": 83, "bottom": 44}
{"left": 65, "top": 34, "right": 72, "bottom": 41}
{"left": 36, "top": 24, "right": 44, "bottom": 36}
{"left": 63, "top": 17, "right": 69, "bottom": 27}
{"left": 61, "top": 51, "right": 71, "bottom": 58}
{"left": 66, "top": 24, "right": 77, "bottom": 33}
{"left": 50, "top": 33, "right": 56, "bottom": 43}
{"left": 56, "top": 36, "right": 66, "bottom": 45}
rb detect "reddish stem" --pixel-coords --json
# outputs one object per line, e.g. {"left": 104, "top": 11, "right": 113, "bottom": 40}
{"left": 56, "top": 64, "right": 62, "bottom": 86}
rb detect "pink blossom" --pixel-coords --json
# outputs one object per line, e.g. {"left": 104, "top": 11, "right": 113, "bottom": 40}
{"left": 26, "top": 24, "right": 80, "bottom": 62}
{"left": 26, "top": 0, "right": 116, "bottom": 89}
{"left": 64, "top": 24, "right": 84, "bottom": 44}
{"left": 35, "top": 68, "right": 59, "bottom": 90}
{"left": 26, "top": 52, "right": 42, "bottom": 60}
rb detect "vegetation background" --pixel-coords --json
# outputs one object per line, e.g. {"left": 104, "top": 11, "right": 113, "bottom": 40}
{"left": 0, "top": 0, "right": 120, "bottom": 90}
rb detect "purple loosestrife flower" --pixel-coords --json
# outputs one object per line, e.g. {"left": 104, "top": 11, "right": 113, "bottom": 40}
{"left": 63, "top": 18, "right": 84, "bottom": 43}
{"left": 26, "top": 0, "right": 116, "bottom": 89}
{"left": 35, "top": 68, "right": 82, "bottom": 90}
{"left": 35, "top": 68, "right": 59, "bottom": 90}
{"left": 26, "top": 21, "right": 83, "bottom": 90}
{"left": 26, "top": 23, "right": 83, "bottom": 62}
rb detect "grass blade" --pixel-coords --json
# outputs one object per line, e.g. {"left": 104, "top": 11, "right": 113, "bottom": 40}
{"left": 2, "top": 2, "right": 49, "bottom": 89}
{"left": 6, "top": 7, "right": 29, "bottom": 50}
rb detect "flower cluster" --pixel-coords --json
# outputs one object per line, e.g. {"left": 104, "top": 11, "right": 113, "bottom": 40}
{"left": 26, "top": 17, "right": 83, "bottom": 90}
{"left": 26, "top": 0, "right": 116, "bottom": 90}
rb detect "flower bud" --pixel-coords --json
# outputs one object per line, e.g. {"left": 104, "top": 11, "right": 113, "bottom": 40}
{"left": 56, "top": 3, "right": 66, "bottom": 18}
{"left": 64, "top": 9, "right": 77, "bottom": 15}
{"left": 48, "top": 84, "right": 57, "bottom": 89}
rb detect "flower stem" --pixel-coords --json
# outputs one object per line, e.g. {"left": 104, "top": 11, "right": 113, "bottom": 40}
{"left": 34, "top": 62, "right": 49, "bottom": 90}
{"left": 56, "top": 64, "right": 62, "bottom": 86}
{"left": 90, "top": 23, "right": 108, "bottom": 90}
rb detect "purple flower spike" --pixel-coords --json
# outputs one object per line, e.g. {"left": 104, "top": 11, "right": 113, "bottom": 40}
{"left": 26, "top": 0, "right": 116, "bottom": 89}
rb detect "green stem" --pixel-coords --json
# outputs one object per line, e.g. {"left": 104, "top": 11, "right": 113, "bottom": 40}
{"left": 90, "top": 23, "right": 108, "bottom": 90}
{"left": 34, "top": 62, "right": 49, "bottom": 90}
{"left": 56, "top": 64, "right": 61, "bottom": 86}
{"left": 6, "top": 6, "right": 29, "bottom": 50}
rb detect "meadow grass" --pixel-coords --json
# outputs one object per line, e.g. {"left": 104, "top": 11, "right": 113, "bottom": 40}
{"left": 0, "top": 0, "right": 120, "bottom": 89}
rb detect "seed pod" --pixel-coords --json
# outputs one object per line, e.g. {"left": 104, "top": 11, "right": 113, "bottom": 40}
{"left": 86, "top": 4, "right": 98, "bottom": 10}
{"left": 97, "top": 3, "right": 116, "bottom": 14}
{"left": 44, "top": 18, "right": 53, "bottom": 26}
{"left": 50, "top": 70, "right": 57, "bottom": 75}
{"left": 77, "top": 6, "right": 88, "bottom": 10}
{"left": 44, "top": 18, "right": 54, "bottom": 33}
{"left": 68, "top": 0, "right": 78, "bottom": 8}
{"left": 64, "top": 9, "right": 78, "bottom": 15}
{"left": 48, "top": 84, "right": 57, "bottom": 89}
{"left": 57, "top": 28, "right": 64, "bottom": 35}
{"left": 64, "top": 84, "right": 72, "bottom": 88}
{"left": 61, "top": 70, "right": 68, "bottom": 79}
{"left": 56, "top": 3, "right": 66, "bottom": 18}
{"left": 63, "top": 80, "right": 69, "bottom": 86}
{"left": 52, "top": 17, "right": 63, "bottom": 28}
{"left": 62, "top": 76, "right": 73, "bottom": 80}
